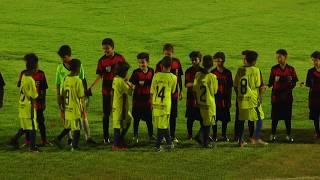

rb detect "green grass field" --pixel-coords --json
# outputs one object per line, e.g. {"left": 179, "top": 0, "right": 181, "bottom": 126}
{"left": 0, "top": 0, "right": 320, "bottom": 179}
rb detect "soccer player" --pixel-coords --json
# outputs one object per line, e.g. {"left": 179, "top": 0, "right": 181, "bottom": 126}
{"left": 234, "top": 50, "right": 268, "bottom": 147}
{"left": 0, "top": 72, "right": 4, "bottom": 108}
{"left": 193, "top": 55, "right": 218, "bottom": 148}
{"left": 151, "top": 56, "right": 177, "bottom": 151}
{"left": 268, "top": 49, "right": 298, "bottom": 142}
{"left": 155, "top": 43, "right": 183, "bottom": 143}
{"left": 53, "top": 59, "right": 86, "bottom": 151}
{"left": 9, "top": 54, "right": 39, "bottom": 152}
{"left": 112, "top": 61, "right": 134, "bottom": 150}
{"left": 88, "top": 38, "right": 125, "bottom": 144}
{"left": 306, "top": 51, "right": 320, "bottom": 139}
{"left": 56, "top": 45, "right": 96, "bottom": 145}
{"left": 211, "top": 52, "right": 232, "bottom": 142}
{"left": 17, "top": 54, "right": 49, "bottom": 146}
{"left": 185, "top": 51, "right": 202, "bottom": 140}
{"left": 129, "top": 52, "right": 154, "bottom": 143}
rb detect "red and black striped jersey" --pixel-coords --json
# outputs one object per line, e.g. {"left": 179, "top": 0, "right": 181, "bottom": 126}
{"left": 306, "top": 67, "right": 320, "bottom": 109}
{"left": 155, "top": 57, "right": 183, "bottom": 99}
{"left": 268, "top": 64, "right": 298, "bottom": 104}
{"left": 185, "top": 66, "right": 199, "bottom": 108}
{"left": 96, "top": 53, "right": 125, "bottom": 96}
{"left": 17, "top": 70, "right": 48, "bottom": 109}
{"left": 211, "top": 68, "right": 233, "bottom": 109}
{"left": 129, "top": 67, "right": 154, "bottom": 109}
{"left": 0, "top": 72, "right": 4, "bottom": 87}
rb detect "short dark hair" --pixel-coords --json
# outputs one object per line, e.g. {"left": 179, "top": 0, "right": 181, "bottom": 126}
{"left": 242, "top": 50, "right": 250, "bottom": 56}
{"left": 161, "top": 56, "right": 172, "bottom": 68}
{"left": 163, "top": 43, "right": 174, "bottom": 52}
{"left": 102, "top": 38, "right": 114, "bottom": 48}
{"left": 115, "top": 61, "right": 130, "bottom": 78}
{"left": 137, "top": 52, "right": 149, "bottom": 62}
{"left": 70, "top": 59, "right": 81, "bottom": 72}
{"left": 189, "top": 51, "right": 202, "bottom": 60}
{"left": 245, "top": 50, "right": 258, "bottom": 64}
{"left": 58, "top": 45, "right": 71, "bottom": 58}
{"left": 213, "top": 51, "right": 225, "bottom": 61}
{"left": 24, "top": 53, "right": 38, "bottom": 71}
{"left": 202, "top": 55, "right": 213, "bottom": 69}
{"left": 276, "top": 49, "right": 288, "bottom": 57}
{"left": 311, "top": 51, "right": 320, "bottom": 59}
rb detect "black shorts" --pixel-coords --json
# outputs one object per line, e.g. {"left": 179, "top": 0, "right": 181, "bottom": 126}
{"left": 216, "top": 108, "right": 231, "bottom": 123}
{"left": 309, "top": 108, "right": 320, "bottom": 121}
{"left": 170, "top": 99, "right": 178, "bottom": 119}
{"left": 132, "top": 108, "right": 152, "bottom": 122}
{"left": 185, "top": 107, "right": 201, "bottom": 121}
{"left": 271, "top": 103, "right": 292, "bottom": 121}
{"left": 103, "top": 96, "right": 112, "bottom": 117}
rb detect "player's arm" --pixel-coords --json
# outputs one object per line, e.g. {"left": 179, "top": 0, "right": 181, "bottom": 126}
{"left": 233, "top": 69, "right": 239, "bottom": 95}
{"left": 121, "top": 94, "right": 127, "bottom": 126}
{"left": 178, "top": 63, "right": 183, "bottom": 100}
{"left": 290, "top": 68, "right": 299, "bottom": 89}
{"left": 268, "top": 68, "right": 274, "bottom": 88}
{"left": 304, "top": 70, "right": 312, "bottom": 88}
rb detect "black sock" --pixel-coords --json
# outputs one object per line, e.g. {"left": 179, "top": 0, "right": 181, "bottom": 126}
{"left": 212, "top": 124, "right": 218, "bottom": 139}
{"left": 29, "top": 130, "right": 36, "bottom": 149}
{"left": 272, "top": 119, "right": 278, "bottom": 135}
{"left": 12, "top": 128, "right": 24, "bottom": 142}
{"left": 164, "top": 129, "right": 172, "bottom": 145}
{"left": 314, "top": 120, "right": 320, "bottom": 134}
{"left": 113, "top": 128, "right": 121, "bottom": 146}
{"left": 239, "top": 121, "right": 245, "bottom": 143}
{"left": 133, "top": 118, "right": 139, "bottom": 137}
{"left": 120, "top": 127, "right": 129, "bottom": 145}
{"left": 203, "top": 126, "right": 210, "bottom": 146}
{"left": 72, "top": 130, "right": 80, "bottom": 148}
{"left": 222, "top": 121, "right": 228, "bottom": 137}
{"left": 248, "top": 121, "right": 254, "bottom": 138}
{"left": 234, "top": 120, "right": 239, "bottom": 139}
{"left": 170, "top": 117, "right": 176, "bottom": 138}
{"left": 103, "top": 116, "right": 109, "bottom": 140}
{"left": 156, "top": 128, "right": 164, "bottom": 148}
{"left": 187, "top": 118, "right": 194, "bottom": 136}
{"left": 146, "top": 119, "right": 153, "bottom": 137}
{"left": 37, "top": 110, "right": 47, "bottom": 142}
{"left": 285, "top": 119, "right": 292, "bottom": 135}
{"left": 57, "top": 129, "right": 70, "bottom": 141}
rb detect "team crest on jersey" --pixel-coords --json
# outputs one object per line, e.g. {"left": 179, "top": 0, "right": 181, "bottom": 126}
{"left": 105, "top": 66, "right": 111, "bottom": 72}
{"left": 139, "top": 81, "right": 144, "bottom": 86}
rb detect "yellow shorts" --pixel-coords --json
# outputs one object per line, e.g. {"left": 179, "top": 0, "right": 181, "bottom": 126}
{"left": 112, "top": 112, "right": 132, "bottom": 129}
{"left": 153, "top": 115, "right": 170, "bottom": 129}
{"left": 20, "top": 118, "right": 38, "bottom": 130}
{"left": 64, "top": 118, "right": 81, "bottom": 131}
{"left": 238, "top": 105, "right": 265, "bottom": 121}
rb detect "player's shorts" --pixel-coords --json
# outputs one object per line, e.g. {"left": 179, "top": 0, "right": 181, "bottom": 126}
{"left": 103, "top": 95, "right": 112, "bottom": 117}
{"left": 309, "top": 108, "right": 320, "bottom": 121}
{"left": 216, "top": 108, "right": 231, "bottom": 123}
{"left": 113, "top": 112, "right": 132, "bottom": 129}
{"left": 170, "top": 99, "right": 178, "bottom": 119}
{"left": 271, "top": 103, "right": 292, "bottom": 121}
{"left": 154, "top": 114, "right": 170, "bottom": 129}
{"left": 132, "top": 108, "right": 152, "bottom": 122}
{"left": 185, "top": 106, "right": 202, "bottom": 121}
{"left": 199, "top": 106, "right": 216, "bottom": 126}
{"left": 20, "top": 118, "right": 38, "bottom": 130}
{"left": 64, "top": 118, "right": 81, "bottom": 131}
{"left": 238, "top": 105, "right": 265, "bottom": 121}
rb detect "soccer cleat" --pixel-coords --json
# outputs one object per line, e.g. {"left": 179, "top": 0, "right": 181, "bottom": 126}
{"left": 86, "top": 138, "right": 97, "bottom": 145}
{"left": 239, "top": 141, "right": 247, "bottom": 148}
{"left": 315, "top": 133, "right": 320, "bottom": 139}
{"left": 269, "top": 134, "right": 277, "bottom": 142}
{"left": 52, "top": 138, "right": 62, "bottom": 149}
{"left": 172, "top": 137, "right": 179, "bottom": 144}
{"left": 132, "top": 136, "right": 139, "bottom": 144}
{"left": 154, "top": 146, "right": 163, "bottom": 152}
{"left": 67, "top": 138, "right": 73, "bottom": 146}
{"left": 187, "top": 134, "right": 193, "bottom": 140}
{"left": 221, "top": 136, "right": 230, "bottom": 142}
{"left": 256, "top": 139, "right": 268, "bottom": 145}
{"left": 249, "top": 137, "right": 256, "bottom": 144}
{"left": 103, "top": 138, "right": 111, "bottom": 144}
{"left": 29, "top": 146, "right": 40, "bottom": 153}
{"left": 40, "top": 140, "right": 53, "bottom": 147}
{"left": 166, "top": 144, "right": 174, "bottom": 152}
{"left": 285, "top": 135, "right": 294, "bottom": 143}
{"left": 233, "top": 136, "right": 239, "bottom": 142}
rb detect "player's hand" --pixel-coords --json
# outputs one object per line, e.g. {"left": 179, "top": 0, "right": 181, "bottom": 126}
{"left": 85, "top": 88, "right": 93, "bottom": 97}
{"left": 260, "top": 85, "right": 267, "bottom": 93}
{"left": 82, "top": 111, "right": 88, "bottom": 120}
{"left": 60, "top": 111, "right": 65, "bottom": 120}
{"left": 179, "top": 92, "right": 183, "bottom": 100}
{"left": 186, "top": 82, "right": 193, "bottom": 88}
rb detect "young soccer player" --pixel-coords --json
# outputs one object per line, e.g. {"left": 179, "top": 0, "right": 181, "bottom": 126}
{"left": 155, "top": 43, "right": 183, "bottom": 143}
{"left": 211, "top": 52, "right": 233, "bottom": 142}
{"left": 112, "top": 61, "right": 134, "bottom": 150}
{"left": 88, "top": 38, "right": 126, "bottom": 144}
{"left": 0, "top": 72, "right": 4, "bottom": 108}
{"left": 234, "top": 50, "right": 268, "bottom": 147}
{"left": 268, "top": 49, "right": 298, "bottom": 142}
{"left": 185, "top": 51, "right": 202, "bottom": 140}
{"left": 53, "top": 59, "right": 86, "bottom": 151}
{"left": 129, "top": 52, "right": 154, "bottom": 143}
{"left": 193, "top": 55, "right": 218, "bottom": 148}
{"left": 17, "top": 54, "right": 49, "bottom": 146}
{"left": 306, "top": 51, "right": 320, "bottom": 139}
{"left": 152, "top": 56, "right": 177, "bottom": 151}
{"left": 56, "top": 45, "right": 96, "bottom": 145}
{"left": 9, "top": 54, "right": 39, "bottom": 152}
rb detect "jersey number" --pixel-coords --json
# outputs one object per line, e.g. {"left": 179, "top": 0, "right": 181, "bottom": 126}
{"left": 200, "top": 85, "right": 206, "bottom": 102}
{"left": 240, "top": 79, "right": 247, "bottom": 94}
{"left": 155, "top": 86, "right": 165, "bottom": 102}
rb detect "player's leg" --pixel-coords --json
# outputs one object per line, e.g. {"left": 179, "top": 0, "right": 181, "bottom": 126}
{"left": 284, "top": 105, "right": 293, "bottom": 142}
{"left": 270, "top": 103, "right": 279, "bottom": 141}
{"left": 71, "top": 119, "right": 81, "bottom": 150}
{"left": 170, "top": 99, "right": 178, "bottom": 142}
{"left": 132, "top": 110, "right": 140, "bottom": 143}
{"left": 9, "top": 128, "right": 24, "bottom": 148}
{"left": 212, "top": 123, "right": 218, "bottom": 141}
{"left": 314, "top": 118, "right": 320, "bottom": 138}
{"left": 103, "top": 96, "right": 111, "bottom": 143}
{"left": 113, "top": 128, "right": 121, "bottom": 149}
{"left": 222, "top": 121, "right": 229, "bottom": 141}
{"left": 233, "top": 104, "right": 240, "bottom": 141}
{"left": 37, "top": 109, "right": 48, "bottom": 145}
{"left": 248, "top": 121, "right": 255, "bottom": 143}
{"left": 145, "top": 110, "right": 154, "bottom": 140}
{"left": 238, "top": 120, "right": 246, "bottom": 147}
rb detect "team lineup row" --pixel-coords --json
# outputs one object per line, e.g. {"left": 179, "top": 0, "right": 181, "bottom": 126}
{"left": 2, "top": 38, "right": 320, "bottom": 152}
